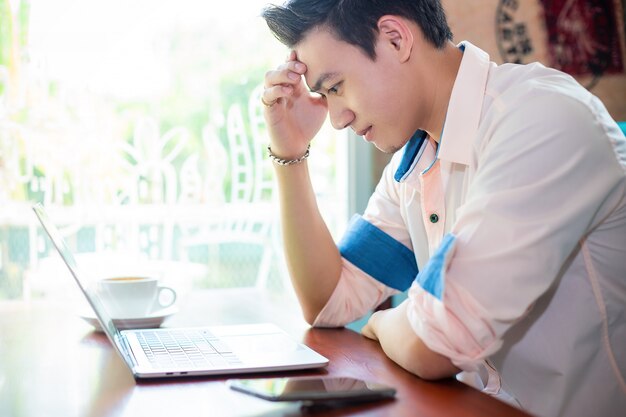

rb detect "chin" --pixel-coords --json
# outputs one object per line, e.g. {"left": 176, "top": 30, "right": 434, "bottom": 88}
{"left": 375, "top": 141, "right": 405, "bottom": 155}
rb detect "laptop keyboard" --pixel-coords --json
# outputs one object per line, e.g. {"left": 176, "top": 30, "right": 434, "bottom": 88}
{"left": 136, "top": 329, "right": 243, "bottom": 369}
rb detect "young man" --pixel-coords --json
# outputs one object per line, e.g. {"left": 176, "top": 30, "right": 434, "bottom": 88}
{"left": 260, "top": 1, "right": 626, "bottom": 416}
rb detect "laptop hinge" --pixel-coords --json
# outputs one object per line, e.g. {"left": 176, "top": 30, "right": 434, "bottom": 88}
{"left": 117, "top": 334, "right": 139, "bottom": 368}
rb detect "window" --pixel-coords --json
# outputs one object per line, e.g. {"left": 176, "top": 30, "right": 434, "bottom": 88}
{"left": 0, "top": 0, "right": 349, "bottom": 302}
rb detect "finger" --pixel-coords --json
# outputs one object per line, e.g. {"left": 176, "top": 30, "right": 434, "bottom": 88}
{"left": 261, "top": 84, "right": 293, "bottom": 107}
{"left": 361, "top": 323, "right": 378, "bottom": 341}
{"left": 264, "top": 61, "right": 306, "bottom": 88}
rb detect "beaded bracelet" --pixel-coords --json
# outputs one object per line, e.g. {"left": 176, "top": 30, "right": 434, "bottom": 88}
{"left": 267, "top": 144, "right": 311, "bottom": 166}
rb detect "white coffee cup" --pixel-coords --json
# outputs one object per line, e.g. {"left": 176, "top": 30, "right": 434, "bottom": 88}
{"left": 96, "top": 276, "right": 177, "bottom": 318}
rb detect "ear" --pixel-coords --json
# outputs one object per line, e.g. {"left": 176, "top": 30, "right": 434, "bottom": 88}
{"left": 377, "top": 16, "right": 414, "bottom": 63}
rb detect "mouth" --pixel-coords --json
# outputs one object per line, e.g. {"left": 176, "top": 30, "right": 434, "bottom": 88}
{"left": 356, "top": 126, "right": 373, "bottom": 142}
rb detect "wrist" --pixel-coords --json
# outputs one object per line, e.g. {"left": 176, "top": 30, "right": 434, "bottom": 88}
{"left": 267, "top": 144, "right": 310, "bottom": 166}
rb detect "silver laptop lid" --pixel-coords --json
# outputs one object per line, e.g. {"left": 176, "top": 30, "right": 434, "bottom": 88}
{"left": 32, "top": 204, "right": 128, "bottom": 356}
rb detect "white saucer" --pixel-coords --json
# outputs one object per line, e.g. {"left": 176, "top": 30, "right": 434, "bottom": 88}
{"left": 79, "top": 305, "right": 179, "bottom": 331}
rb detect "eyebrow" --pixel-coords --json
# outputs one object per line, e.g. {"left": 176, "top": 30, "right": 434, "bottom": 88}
{"left": 309, "top": 72, "right": 339, "bottom": 93}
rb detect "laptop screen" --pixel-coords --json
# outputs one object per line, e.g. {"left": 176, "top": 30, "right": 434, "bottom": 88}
{"left": 32, "top": 204, "right": 122, "bottom": 342}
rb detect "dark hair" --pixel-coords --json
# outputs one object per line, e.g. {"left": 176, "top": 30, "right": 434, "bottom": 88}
{"left": 261, "top": 0, "right": 453, "bottom": 59}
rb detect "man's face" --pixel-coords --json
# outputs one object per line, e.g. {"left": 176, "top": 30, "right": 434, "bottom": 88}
{"left": 296, "top": 27, "right": 419, "bottom": 153}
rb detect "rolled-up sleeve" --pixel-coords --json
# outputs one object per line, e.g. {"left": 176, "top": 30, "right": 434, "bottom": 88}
{"left": 314, "top": 160, "right": 417, "bottom": 327}
{"left": 406, "top": 92, "right": 626, "bottom": 370}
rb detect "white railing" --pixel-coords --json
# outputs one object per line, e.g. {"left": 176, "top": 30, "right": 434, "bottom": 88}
{"left": 0, "top": 80, "right": 287, "bottom": 299}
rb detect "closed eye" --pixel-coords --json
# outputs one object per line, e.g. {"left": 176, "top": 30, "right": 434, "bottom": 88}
{"left": 327, "top": 82, "right": 342, "bottom": 95}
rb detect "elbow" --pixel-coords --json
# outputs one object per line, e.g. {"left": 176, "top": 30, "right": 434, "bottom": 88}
{"left": 301, "top": 306, "right": 321, "bottom": 327}
{"left": 300, "top": 297, "right": 333, "bottom": 326}
{"left": 412, "top": 363, "right": 458, "bottom": 381}
{"left": 395, "top": 340, "right": 460, "bottom": 381}
{"left": 303, "top": 312, "right": 317, "bottom": 326}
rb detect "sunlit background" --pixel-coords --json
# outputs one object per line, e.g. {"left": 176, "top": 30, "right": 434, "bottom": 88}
{"left": 0, "top": 0, "right": 350, "bottom": 303}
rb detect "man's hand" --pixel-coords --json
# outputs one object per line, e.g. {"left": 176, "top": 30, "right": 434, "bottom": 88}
{"left": 362, "top": 300, "right": 460, "bottom": 380}
{"left": 262, "top": 50, "right": 328, "bottom": 160}
{"left": 260, "top": 51, "right": 343, "bottom": 324}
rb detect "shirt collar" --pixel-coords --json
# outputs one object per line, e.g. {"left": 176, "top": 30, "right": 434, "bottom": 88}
{"left": 437, "top": 41, "right": 491, "bottom": 166}
{"left": 393, "top": 129, "right": 428, "bottom": 182}
{"left": 393, "top": 41, "right": 490, "bottom": 181}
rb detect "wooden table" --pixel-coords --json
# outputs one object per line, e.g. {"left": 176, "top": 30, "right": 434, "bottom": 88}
{"left": 0, "top": 289, "right": 532, "bottom": 417}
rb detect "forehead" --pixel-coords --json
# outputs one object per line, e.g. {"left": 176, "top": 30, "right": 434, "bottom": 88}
{"left": 295, "top": 27, "right": 372, "bottom": 89}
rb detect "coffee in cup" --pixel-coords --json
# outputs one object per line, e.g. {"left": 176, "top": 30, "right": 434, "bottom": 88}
{"left": 96, "top": 276, "right": 177, "bottom": 318}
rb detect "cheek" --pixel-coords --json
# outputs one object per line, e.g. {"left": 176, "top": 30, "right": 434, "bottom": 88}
{"left": 365, "top": 90, "right": 403, "bottom": 124}
{"left": 361, "top": 63, "right": 407, "bottom": 112}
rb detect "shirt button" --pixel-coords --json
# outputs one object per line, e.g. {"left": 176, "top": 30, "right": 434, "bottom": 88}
{"left": 429, "top": 213, "right": 439, "bottom": 223}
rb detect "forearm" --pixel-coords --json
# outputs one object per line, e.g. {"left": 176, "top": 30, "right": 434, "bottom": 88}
{"left": 275, "top": 161, "right": 342, "bottom": 324}
{"left": 380, "top": 323, "right": 459, "bottom": 380}
{"left": 261, "top": 51, "right": 337, "bottom": 323}
{"left": 362, "top": 301, "right": 459, "bottom": 380}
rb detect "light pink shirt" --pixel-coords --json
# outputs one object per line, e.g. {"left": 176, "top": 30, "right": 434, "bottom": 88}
{"left": 314, "top": 42, "right": 626, "bottom": 417}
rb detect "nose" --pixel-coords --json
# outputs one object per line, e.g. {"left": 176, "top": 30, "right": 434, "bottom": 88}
{"left": 328, "top": 101, "right": 355, "bottom": 130}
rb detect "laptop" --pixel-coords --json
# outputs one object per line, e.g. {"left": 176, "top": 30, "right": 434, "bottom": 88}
{"left": 32, "top": 203, "right": 328, "bottom": 379}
